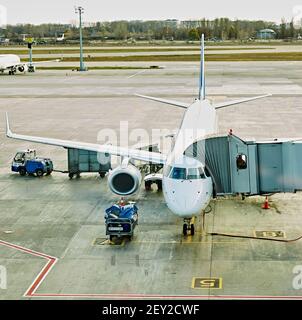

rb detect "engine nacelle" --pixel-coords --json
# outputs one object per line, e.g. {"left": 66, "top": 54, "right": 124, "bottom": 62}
{"left": 18, "top": 65, "right": 28, "bottom": 73}
{"left": 108, "top": 164, "right": 142, "bottom": 196}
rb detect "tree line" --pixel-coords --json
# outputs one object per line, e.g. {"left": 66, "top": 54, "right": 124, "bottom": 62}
{"left": 1, "top": 18, "right": 301, "bottom": 42}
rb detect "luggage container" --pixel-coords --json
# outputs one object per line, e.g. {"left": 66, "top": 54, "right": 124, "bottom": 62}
{"left": 67, "top": 148, "right": 111, "bottom": 179}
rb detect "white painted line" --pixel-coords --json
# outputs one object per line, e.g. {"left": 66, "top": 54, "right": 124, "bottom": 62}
{"left": 127, "top": 69, "right": 147, "bottom": 79}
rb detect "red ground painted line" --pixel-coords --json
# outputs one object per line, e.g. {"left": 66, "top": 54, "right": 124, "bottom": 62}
{"left": 0, "top": 240, "right": 56, "bottom": 260}
{"left": 30, "top": 293, "right": 302, "bottom": 300}
{"left": 31, "top": 293, "right": 210, "bottom": 299}
{"left": 2, "top": 239, "right": 302, "bottom": 300}
{"left": 0, "top": 239, "right": 58, "bottom": 297}
{"left": 24, "top": 258, "right": 57, "bottom": 297}
{"left": 207, "top": 295, "right": 302, "bottom": 300}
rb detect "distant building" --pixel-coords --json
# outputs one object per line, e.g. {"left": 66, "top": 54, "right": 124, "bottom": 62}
{"left": 164, "top": 19, "right": 180, "bottom": 28}
{"left": 180, "top": 20, "right": 201, "bottom": 29}
{"left": 294, "top": 18, "right": 302, "bottom": 29}
{"left": 257, "top": 29, "right": 276, "bottom": 40}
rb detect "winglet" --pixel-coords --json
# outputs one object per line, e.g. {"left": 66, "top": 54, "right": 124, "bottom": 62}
{"left": 5, "top": 112, "right": 13, "bottom": 137}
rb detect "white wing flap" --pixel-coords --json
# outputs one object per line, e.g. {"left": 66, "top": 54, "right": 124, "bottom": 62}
{"left": 5, "top": 113, "right": 166, "bottom": 164}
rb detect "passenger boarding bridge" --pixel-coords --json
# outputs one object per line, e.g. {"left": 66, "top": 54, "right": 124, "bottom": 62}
{"left": 185, "top": 134, "right": 302, "bottom": 196}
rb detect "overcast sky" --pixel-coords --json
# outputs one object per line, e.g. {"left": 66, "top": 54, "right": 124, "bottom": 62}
{"left": 0, "top": 0, "right": 301, "bottom": 25}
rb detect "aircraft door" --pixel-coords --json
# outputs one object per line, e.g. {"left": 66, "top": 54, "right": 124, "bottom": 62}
{"left": 229, "top": 137, "right": 250, "bottom": 193}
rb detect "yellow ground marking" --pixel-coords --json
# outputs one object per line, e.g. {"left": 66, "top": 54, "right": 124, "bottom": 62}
{"left": 191, "top": 277, "right": 223, "bottom": 289}
{"left": 131, "top": 240, "right": 249, "bottom": 245}
{"left": 92, "top": 238, "right": 126, "bottom": 246}
{"left": 253, "top": 230, "right": 286, "bottom": 238}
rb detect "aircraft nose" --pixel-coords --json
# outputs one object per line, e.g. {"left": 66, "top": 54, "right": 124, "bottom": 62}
{"left": 164, "top": 180, "right": 205, "bottom": 217}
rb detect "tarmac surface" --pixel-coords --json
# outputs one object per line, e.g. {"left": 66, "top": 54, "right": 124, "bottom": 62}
{"left": 1, "top": 61, "right": 302, "bottom": 299}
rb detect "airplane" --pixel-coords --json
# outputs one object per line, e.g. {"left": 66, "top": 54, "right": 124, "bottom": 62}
{"left": 0, "top": 38, "right": 10, "bottom": 45}
{"left": 56, "top": 33, "right": 65, "bottom": 42}
{"left": 0, "top": 54, "right": 60, "bottom": 75}
{"left": 5, "top": 34, "right": 271, "bottom": 235}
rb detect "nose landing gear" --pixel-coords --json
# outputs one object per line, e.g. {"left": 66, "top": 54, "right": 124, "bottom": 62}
{"left": 183, "top": 217, "right": 195, "bottom": 236}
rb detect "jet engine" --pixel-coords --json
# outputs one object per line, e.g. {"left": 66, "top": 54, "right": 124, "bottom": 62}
{"left": 18, "top": 65, "right": 28, "bottom": 73}
{"left": 108, "top": 163, "right": 142, "bottom": 196}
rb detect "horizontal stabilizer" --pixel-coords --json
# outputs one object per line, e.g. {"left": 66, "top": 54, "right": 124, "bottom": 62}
{"left": 135, "top": 94, "right": 190, "bottom": 109}
{"left": 214, "top": 94, "right": 272, "bottom": 110}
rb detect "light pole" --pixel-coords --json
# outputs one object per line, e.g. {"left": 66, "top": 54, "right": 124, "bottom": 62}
{"left": 75, "top": 6, "right": 86, "bottom": 71}
{"left": 27, "top": 37, "right": 35, "bottom": 72}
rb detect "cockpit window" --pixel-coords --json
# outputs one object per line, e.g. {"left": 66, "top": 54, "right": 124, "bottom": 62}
{"left": 169, "top": 167, "right": 187, "bottom": 180}
{"left": 165, "top": 166, "right": 206, "bottom": 180}
{"left": 187, "top": 168, "right": 206, "bottom": 179}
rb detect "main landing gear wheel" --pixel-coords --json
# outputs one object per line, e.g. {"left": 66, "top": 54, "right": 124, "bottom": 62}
{"left": 183, "top": 224, "right": 188, "bottom": 236}
{"left": 183, "top": 217, "right": 195, "bottom": 236}
{"left": 190, "top": 224, "right": 195, "bottom": 236}
{"left": 156, "top": 180, "right": 162, "bottom": 191}
{"left": 145, "top": 180, "right": 152, "bottom": 191}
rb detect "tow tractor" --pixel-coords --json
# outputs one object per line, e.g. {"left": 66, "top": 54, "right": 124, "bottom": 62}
{"left": 105, "top": 200, "right": 138, "bottom": 242}
{"left": 11, "top": 149, "right": 53, "bottom": 177}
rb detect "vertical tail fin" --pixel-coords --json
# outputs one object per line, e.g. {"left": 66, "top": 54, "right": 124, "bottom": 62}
{"left": 198, "top": 34, "right": 205, "bottom": 100}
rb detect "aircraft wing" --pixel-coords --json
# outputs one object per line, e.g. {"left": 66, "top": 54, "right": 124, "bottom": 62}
{"left": 25, "top": 59, "right": 61, "bottom": 66}
{"left": 5, "top": 113, "right": 166, "bottom": 165}
{"left": 4, "top": 59, "right": 60, "bottom": 70}
{"left": 2, "top": 63, "right": 26, "bottom": 70}
{"left": 214, "top": 94, "right": 272, "bottom": 110}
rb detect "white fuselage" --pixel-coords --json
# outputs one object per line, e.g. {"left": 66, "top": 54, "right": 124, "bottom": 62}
{"left": 162, "top": 99, "right": 217, "bottom": 218}
{"left": 0, "top": 54, "right": 21, "bottom": 71}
